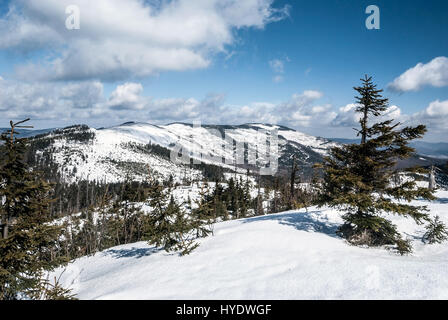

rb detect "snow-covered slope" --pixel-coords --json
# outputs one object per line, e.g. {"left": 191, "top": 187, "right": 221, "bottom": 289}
{"left": 32, "top": 125, "right": 203, "bottom": 184}
{"left": 107, "top": 122, "right": 336, "bottom": 157}
{"left": 30, "top": 122, "right": 338, "bottom": 183}
{"left": 54, "top": 190, "right": 448, "bottom": 300}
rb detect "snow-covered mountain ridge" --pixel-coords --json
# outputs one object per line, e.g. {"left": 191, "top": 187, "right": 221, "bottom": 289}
{"left": 29, "top": 122, "right": 338, "bottom": 183}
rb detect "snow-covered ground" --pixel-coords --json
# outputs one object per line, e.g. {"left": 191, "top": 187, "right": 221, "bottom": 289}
{"left": 54, "top": 190, "right": 448, "bottom": 300}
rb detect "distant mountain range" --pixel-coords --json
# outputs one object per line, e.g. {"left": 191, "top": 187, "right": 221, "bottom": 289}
{"left": 328, "top": 138, "right": 448, "bottom": 159}
{"left": 21, "top": 122, "right": 338, "bottom": 183}
{"left": 0, "top": 127, "right": 55, "bottom": 139}
{"left": 3, "top": 125, "right": 446, "bottom": 159}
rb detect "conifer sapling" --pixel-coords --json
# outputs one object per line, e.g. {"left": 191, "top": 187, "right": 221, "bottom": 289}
{"left": 318, "top": 76, "right": 435, "bottom": 254}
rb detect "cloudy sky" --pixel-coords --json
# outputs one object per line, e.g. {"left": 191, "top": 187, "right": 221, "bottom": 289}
{"left": 0, "top": 0, "right": 447, "bottom": 141}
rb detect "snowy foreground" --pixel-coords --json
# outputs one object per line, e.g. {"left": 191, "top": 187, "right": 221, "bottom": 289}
{"left": 54, "top": 190, "right": 448, "bottom": 300}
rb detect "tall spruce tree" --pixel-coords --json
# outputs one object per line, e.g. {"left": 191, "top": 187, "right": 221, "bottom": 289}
{"left": 318, "top": 76, "right": 435, "bottom": 254}
{"left": 0, "top": 120, "right": 70, "bottom": 299}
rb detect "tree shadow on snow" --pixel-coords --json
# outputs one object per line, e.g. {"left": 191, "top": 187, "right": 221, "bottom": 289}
{"left": 242, "top": 211, "right": 340, "bottom": 238}
{"left": 402, "top": 231, "right": 424, "bottom": 242}
{"left": 434, "top": 198, "right": 448, "bottom": 204}
{"left": 104, "top": 246, "right": 161, "bottom": 259}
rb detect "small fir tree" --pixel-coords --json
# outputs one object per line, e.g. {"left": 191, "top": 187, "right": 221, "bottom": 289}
{"left": 146, "top": 183, "right": 201, "bottom": 255}
{"left": 170, "top": 200, "right": 200, "bottom": 256}
{"left": 192, "top": 186, "right": 214, "bottom": 237}
{"left": 147, "top": 183, "right": 178, "bottom": 251}
{"left": 318, "top": 76, "right": 435, "bottom": 254}
{"left": 423, "top": 216, "right": 448, "bottom": 244}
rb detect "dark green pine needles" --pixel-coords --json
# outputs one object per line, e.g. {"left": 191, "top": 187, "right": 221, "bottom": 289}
{"left": 146, "top": 183, "right": 203, "bottom": 256}
{"left": 0, "top": 121, "right": 71, "bottom": 299}
{"left": 318, "top": 75, "right": 436, "bottom": 254}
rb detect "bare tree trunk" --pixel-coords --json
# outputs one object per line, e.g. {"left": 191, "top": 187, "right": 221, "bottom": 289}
{"left": 429, "top": 166, "right": 436, "bottom": 190}
{"left": 289, "top": 156, "right": 298, "bottom": 210}
{"left": 76, "top": 183, "right": 80, "bottom": 212}
{"left": 86, "top": 181, "right": 89, "bottom": 207}
{"left": 361, "top": 108, "right": 368, "bottom": 144}
{"left": 3, "top": 223, "right": 8, "bottom": 239}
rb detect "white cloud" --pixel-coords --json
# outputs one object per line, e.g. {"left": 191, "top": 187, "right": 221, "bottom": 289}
{"left": 269, "top": 58, "right": 289, "bottom": 83}
{"left": 269, "top": 59, "right": 284, "bottom": 73}
{"left": 60, "top": 82, "right": 104, "bottom": 109}
{"left": 388, "top": 56, "right": 448, "bottom": 92}
{"left": 411, "top": 100, "right": 448, "bottom": 135}
{"left": 331, "top": 103, "right": 361, "bottom": 127}
{"left": 110, "top": 89, "right": 328, "bottom": 128}
{"left": 96, "top": 85, "right": 326, "bottom": 128}
{"left": 301, "top": 90, "right": 323, "bottom": 100}
{"left": 107, "top": 83, "right": 145, "bottom": 111}
{"left": 423, "top": 99, "right": 448, "bottom": 117}
{"left": 2, "top": 74, "right": 445, "bottom": 141}
{"left": 1, "top": 0, "right": 289, "bottom": 82}
{"left": 408, "top": 100, "right": 448, "bottom": 142}
{"left": 272, "top": 75, "right": 284, "bottom": 83}
{"left": 383, "top": 105, "right": 402, "bottom": 119}
{"left": 311, "top": 105, "right": 330, "bottom": 114}
{"left": 0, "top": 78, "right": 105, "bottom": 121}
{"left": 332, "top": 104, "right": 403, "bottom": 127}
{"left": 268, "top": 90, "right": 331, "bottom": 127}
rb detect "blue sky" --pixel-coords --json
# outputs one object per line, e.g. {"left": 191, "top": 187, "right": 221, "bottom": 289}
{"left": 142, "top": 0, "right": 448, "bottom": 109}
{"left": 0, "top": 0, "right": 447, "bottom": 141}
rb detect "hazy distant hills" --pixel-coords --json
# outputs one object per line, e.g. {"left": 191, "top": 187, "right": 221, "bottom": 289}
{"left": 0, "top": 128, "right": 55, "bottom": 139}
{"left": 328, "top": 138, "right": 448, "bottom": 159}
